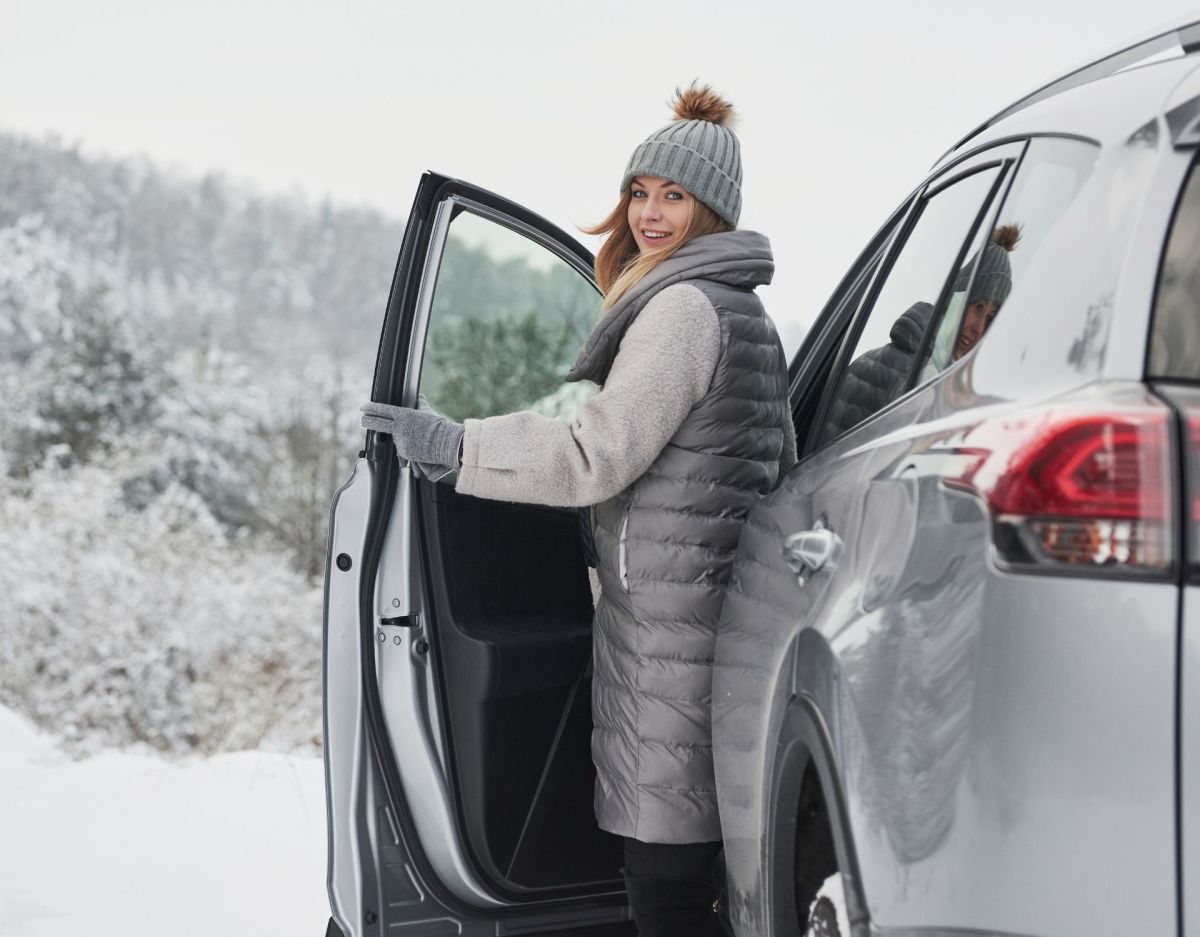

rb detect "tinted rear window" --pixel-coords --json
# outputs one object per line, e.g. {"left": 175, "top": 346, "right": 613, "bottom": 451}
{"left": 1149, "top": 157, "right": 1200, "bottom": 380}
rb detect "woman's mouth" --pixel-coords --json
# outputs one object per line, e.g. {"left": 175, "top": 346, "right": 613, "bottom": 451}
{"left": 642, "top": 229, "right": 674, "bottom": 245}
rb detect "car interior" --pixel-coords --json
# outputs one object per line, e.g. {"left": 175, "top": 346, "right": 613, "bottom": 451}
{"left": 415, "top": 480, "right": 623, "bottom": 892}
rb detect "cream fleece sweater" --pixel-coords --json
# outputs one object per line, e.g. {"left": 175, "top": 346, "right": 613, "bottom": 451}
{"left": 455, "top": 282, "right": 798, "bottom": 508}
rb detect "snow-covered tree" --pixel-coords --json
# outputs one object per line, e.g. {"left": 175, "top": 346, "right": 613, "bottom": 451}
{"left": 0, "top": 130, "right": 603, "bottom": 756}
{"left": 0, "top": 448, "right": 323, "bottom": 756}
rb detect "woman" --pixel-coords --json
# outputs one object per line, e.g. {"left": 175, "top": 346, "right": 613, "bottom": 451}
{"left": 361, "top": 83, "right": 796, "bottom": 936}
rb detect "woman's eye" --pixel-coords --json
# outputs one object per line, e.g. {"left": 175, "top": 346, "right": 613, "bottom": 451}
{"left": 632, "top": 189, "right": 646, "bottom": 198}
{"left": 666, "top": 191, "right": 683, "bottom": 200}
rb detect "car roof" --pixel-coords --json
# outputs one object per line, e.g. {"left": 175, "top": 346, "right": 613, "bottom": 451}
{"left": 933, "top": 14, "right": 1200, "bottom": 168}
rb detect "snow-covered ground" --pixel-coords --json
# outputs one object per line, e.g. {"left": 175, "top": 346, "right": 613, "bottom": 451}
{"left": 0, "top": 705, "right": 330, "bottom": 936}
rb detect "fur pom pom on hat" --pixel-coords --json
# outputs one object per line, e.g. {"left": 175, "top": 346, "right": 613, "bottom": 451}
{"left": 671, "top": 84, "right": 737, "bottom": 127}
{"left": 990, "top": 223, "right": 1022, "bottom": 252}
{"left": 620, "top": 82, "right": 743, "bottom": 226}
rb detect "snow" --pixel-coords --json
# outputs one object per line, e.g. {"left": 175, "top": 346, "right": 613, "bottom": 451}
{"left": 0, "top": 705, "right": 331, "bottom": 936}
{"left": 804, "top": 874, "right": 848, "bottom": 936}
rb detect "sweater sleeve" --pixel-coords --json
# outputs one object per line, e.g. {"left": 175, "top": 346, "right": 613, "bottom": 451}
{"left": 454, "top": 283, "right": 722, "bottom": 507}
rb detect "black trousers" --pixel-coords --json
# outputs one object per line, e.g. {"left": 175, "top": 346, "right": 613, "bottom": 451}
{"left": 622, "top": 837, "right": 724, "bottom": 937}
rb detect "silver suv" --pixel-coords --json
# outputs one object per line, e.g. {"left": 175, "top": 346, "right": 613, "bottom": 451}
{"left": 323, "top": 17, "right": 1200, "bottom": 937}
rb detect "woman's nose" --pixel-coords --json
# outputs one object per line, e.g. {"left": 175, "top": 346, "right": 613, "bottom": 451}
{"left": 640, "top": 196, "right": 662, "bottom": 220}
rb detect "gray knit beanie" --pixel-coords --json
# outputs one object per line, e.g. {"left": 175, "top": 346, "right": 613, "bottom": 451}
{"left": 620, "top": 83, "right": 742, "bottom": 227}
{"left": 954, "top": 224, "right": 1022, "bottom": 306}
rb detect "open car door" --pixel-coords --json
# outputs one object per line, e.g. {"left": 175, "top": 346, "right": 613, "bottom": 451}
{"left": 323, "top": 173, "right": 633, "bottom": 937}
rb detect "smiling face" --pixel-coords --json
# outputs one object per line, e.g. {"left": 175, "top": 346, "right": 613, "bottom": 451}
{"left": 627, "top": 176, "right": 695, "bottom": 252}
{"left": 954, "top": 299, "right": 1001, "bottom": 360}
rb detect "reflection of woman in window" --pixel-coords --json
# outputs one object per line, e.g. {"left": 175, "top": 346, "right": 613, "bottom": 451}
{"left": 823, "top": 224, "right": 1021, "bottom": 441}
{"left": 361, "top": 83, "right": 795, "bottom": 935}
{"left": 926, "top": 223, "right": 1021, "bottom": 373}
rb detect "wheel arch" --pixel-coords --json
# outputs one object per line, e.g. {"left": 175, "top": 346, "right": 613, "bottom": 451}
{"left": 765, "top": 689, "right": 869, "bottom": 937}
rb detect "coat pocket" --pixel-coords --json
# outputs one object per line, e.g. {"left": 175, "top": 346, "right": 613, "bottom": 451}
{"left": 617, "top": 508, "right": 630, "bottom": 591}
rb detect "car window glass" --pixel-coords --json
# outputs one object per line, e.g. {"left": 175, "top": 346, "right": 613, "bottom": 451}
{"left": 1149, "top": 153, "right": 1200, "bottom": 380}
{"left": 817, "top": 166, "right": 1001, "bottom": 445}
{"left": 419, "top": 209, "right": 600, "bottom": 421}
{"left": 791, "top": 226, "right": 901, "bottom": 456}
{"left": 919, "top": 138, "right": 1098, "bottom": 381}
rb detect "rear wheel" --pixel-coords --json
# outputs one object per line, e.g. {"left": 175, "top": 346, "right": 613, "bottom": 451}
{"left": 803, "top": 873, "right": 848, "bottom": 937}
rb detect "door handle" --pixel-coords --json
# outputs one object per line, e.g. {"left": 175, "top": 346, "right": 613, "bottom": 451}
{"left": 782, "top": 519, "right": 843, "bottom": 585}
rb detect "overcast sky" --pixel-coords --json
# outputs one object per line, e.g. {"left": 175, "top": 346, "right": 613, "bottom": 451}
{"left": 2, "top": 0, "right": 1198, "bottom": 353}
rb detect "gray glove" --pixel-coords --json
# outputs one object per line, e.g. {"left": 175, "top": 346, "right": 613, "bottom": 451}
{"left": 360, "top": 399, "right": 464, "bottom": 470}
{"left": 413, "top": 395, "right": 460, "bottom": 484}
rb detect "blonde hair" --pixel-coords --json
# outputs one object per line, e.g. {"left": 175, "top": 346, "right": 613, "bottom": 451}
{"left": 583, "top": 187, "right": 732, "bottom": 311}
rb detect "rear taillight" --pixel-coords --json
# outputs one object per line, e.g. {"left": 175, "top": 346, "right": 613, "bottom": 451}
{"left": 942, "top": 391, "right": 1176, "bottom": 575}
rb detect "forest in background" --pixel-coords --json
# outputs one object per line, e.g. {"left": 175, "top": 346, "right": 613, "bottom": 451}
{"left": 0, "top": 133, "right": 596, "bottom": 755}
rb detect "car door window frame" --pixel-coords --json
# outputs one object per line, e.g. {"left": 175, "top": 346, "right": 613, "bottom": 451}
{"left": 788, "top": 198, "right": 915, "bottom": 446}
{"left": 902, "top": 146, "right": 1028, "bottom": 394}
{"left": 1146, "top": 147, "right": 1200, "bottom": 381}
{"left": 405, "top": 195, "right": 600, "bottom": 408}
{"left": 372, "top": 176, "right": 598, "bottom": 409}
{"left": 801, "top": 143, "right": 1026, "bottom": 457}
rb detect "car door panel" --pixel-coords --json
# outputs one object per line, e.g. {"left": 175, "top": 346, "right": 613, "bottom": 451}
{"left": 712, "top": 202, "right": 914, "bottom": 937}
{"left": 712, "top": 472, "right": 822, "bottom": 933}
{"left": 417, "top": 484, "right": 613, "bottom": 887}
{"left": 792, "top": 144, "right": 1021, "bottom": 916}
{"left": 324, "top": 172, "right": 633, "bottom": 937}
{"left": 716, "top": 144, "right": 1023, "bottom": 935}
{"left": 325, "top": 456, "right": 387, "bottom": 932}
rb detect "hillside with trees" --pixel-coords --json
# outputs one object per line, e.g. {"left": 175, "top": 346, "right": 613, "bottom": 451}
{"left": 0, "top": 133, "right": 598, "bottom": 754}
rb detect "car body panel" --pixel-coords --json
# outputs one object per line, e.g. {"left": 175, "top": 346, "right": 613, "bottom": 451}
{"left": 938, "top": 50, "right": 1199, "bottom": 170}
{"left": 324, "top": 457, "right": 382, "bottom": 933}
{"left": 717, "top": 58, "right": 1199, "bottom": 937}
{"left": 962, "top": 66, "right": 1197, "bottom": 394}
{"left": 1156, "top": 383, "right": 1200, "bottom": 937}
{"left": 721, "top": 377, "right": 1181, "bottom": 935}
{"left": 1184, "top": 580, "right": 1200, "bottom": 937}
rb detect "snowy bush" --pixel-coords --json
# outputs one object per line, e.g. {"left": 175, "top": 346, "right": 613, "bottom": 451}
{"left": 0, "top": 446, "right": 324, "bottom": 756}
{"left": 0, "top": 137, "right": 402, "bottom": 756}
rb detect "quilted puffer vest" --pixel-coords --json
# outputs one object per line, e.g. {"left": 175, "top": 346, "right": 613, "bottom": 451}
{"left": 564, "top": 230, "right": 790, "bottom": 843}
{"left": 821, "top": 300, "right": 933, "bottom": 441}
